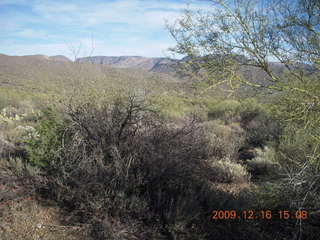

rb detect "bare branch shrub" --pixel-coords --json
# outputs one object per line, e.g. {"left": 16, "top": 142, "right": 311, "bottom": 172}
{"left": 25, "top": 95, "right": 249, "bottom": 239}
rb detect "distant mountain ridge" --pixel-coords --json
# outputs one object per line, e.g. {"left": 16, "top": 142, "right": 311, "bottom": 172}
{"left": 0, "top": 53, "right": 182, "bottom": 97}
{"left": 76, "top": 56, "right": 179, "bottom": 73}
{"left": 75, "top": 55, "right": 305, "bottom": 77}
{"left": 1, "top": 53, "right": 314, "bottom": 83}
{"left": 0, "top": 54, "right": 72, "bottom": 63}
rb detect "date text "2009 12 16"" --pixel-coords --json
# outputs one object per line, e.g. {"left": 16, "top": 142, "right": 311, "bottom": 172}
{"left": 211, "top": 210, "right": 308, "bottom": 220}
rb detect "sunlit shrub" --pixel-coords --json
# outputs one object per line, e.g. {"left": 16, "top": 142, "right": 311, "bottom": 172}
{"left": 202, "top": 120, "right": 245, "bottom": 160}
{"left": 246, "top": 147, "right": 280, "bottom": 176}
{"left": 208, "top": 157, "right": 250, "bottom": 183}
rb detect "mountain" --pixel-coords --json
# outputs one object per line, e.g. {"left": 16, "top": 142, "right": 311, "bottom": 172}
{"left": 76, "top": 56, "right": 179, "bottom": 73}
{"left": 75, "top": 55, "right": 290, "bottom": 78}
{"left": 1, "top": 53, "right": 314, "bottom": 99}
{"left": 0, "top": 54, "right": 71, "bottom": 63}
{"left": 150, "top": 58, "right": 179, "bottom": 73}
{"left": 22, "top": 54, "right": 50, "bottom": 60}
{"left": 0, "top": 54, "right": 183, "bottom": 100}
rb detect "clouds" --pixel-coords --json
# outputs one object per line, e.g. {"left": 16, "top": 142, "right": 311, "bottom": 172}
{"left": 30, "top": 0, "right": 189, "bottom": 28}
{"left": 0, "top": 38, "right": 175, "bottom": 59}
{"left": 0, "top": 0, "right": 212, "bottom": 58}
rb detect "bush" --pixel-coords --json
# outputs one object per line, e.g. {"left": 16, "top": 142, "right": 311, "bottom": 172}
{"left": 25, "top": 95, "right": 248, "bottom": 239}
{"left": 148, "top": 94, "right": 195, "bottom": 119}
{"left": 238, "top": 99, "right": 283, "bottom": 148}
{"left": 207, "top": 99, "right": 241, "bottom": 122}
{"left": 246, "top": 147, "right": 280, "bottom": 177}
{"left": 205, "top": 98, "right": 282, "bottom": 149}
{"left": 275, "top": 125, "right": 320, "bottom": 210}
{"left": 202, "top": 120, "right": 245, "bottom": 160}
{"left": 0, "top": 136, "right": 26, "bottom": 160}
{"left": 25, "top": 107, "right": 68, "bottom": 169}
{"left": 207, "top": 158, "right": 250, "bottom": 183}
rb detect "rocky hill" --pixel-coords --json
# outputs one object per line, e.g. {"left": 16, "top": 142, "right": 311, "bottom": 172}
{"left": 76, "top": 56, "right": 179, "bottom": 73}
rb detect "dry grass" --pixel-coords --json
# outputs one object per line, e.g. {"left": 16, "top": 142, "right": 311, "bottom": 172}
{"left": 0, "top": 197, "right": 89, "bottom": 240}
{"left": 212, "top": 182, "right": 251, "bottom": 196}
{"left": 0, "top": 158, "right": 89, "bottom": 240}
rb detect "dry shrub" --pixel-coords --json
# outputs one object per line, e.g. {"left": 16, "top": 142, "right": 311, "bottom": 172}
{"left": 246, "top": 147, "right": 280, "bottom": 177}
{"left": 202, "top": 120, "right": 245, "bottom": 160}
{"left": 0, "top": 137, "right": 16, "bottom": 159}
{"left": 25, "top": 95, "right": 247, "bottom": 239}
{"left": 207, "top": 158, "right": 250, "bottom": 183}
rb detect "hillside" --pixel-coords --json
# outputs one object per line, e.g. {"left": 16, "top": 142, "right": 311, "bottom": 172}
{"left": 1, "top": 53, "right": 309, "bottom": 104}
{"left": 75, "top": 55, "right": 292, "bottom": 81}
{"left": 0, "top": 54, "right": 183, "bottom": 98}
{"left": 1, "top": 53, "right": 320, "bottom": 239}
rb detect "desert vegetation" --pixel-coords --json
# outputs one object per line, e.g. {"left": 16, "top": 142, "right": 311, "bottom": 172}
{"left": 1, "top": 0, "right": 320, "bottom": 239}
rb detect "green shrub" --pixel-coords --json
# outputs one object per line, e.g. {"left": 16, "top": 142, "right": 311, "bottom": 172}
{"left": 277, "top": 126, "right": 320, "bottom": 169}
{"left": 25, "top": 107, "right": 68, "bottom": 170}
{"left": 238, "top": 98, "right": 264, "bottom": 125}
{"left": 0, "top": 135, "right": 26, "bottom": 160}
{"left": 238, "top": 99, "right": 283, "bottom": 148}
{"left": 207, "top": 99, "right": 241, "bottom": 122}
{"left": 205, "top": 98, "right": 282, "bottom": 149}
{"left": 0, "top": 157, "right": 40, "bottom": 178}
{"left": 148, "top": 94, "right": 194, "bottom": 119}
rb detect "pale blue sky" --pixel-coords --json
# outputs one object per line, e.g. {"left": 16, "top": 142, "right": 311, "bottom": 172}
{"left": 0, "top": 0, "right": 211, "bottom": 59}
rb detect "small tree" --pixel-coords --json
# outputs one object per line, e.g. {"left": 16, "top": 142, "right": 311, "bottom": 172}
{"left": 168, "top": 0, "right": 319, "bottom": 99}
{"left": 168, "top": 0, "right": 320, "bottom": 210}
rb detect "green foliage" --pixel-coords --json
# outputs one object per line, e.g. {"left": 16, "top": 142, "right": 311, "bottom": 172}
{"left": 0, "top": 88, "right": 27, "bottom": 110}
{"left": 0, "top": 55, "right": 184, "bottom": 110}
{"left": 25, "top": 107, "right": 67, "bottom": 169}
{"left": 204, "top": 98, "right": 282, "bottom": 148}
{"left": 207, "top": 99, "right": 241, "bottom": 122}
{"left": 237, "top": 98, "right": 265, "bottom": 124}
{"left": 252, "top": 182, "right": 289, "bottom": 209}
{"left": 274, "top": 124, "right": 320, "bottom": 208}
{"left": 238, "top": 99, "right": 282, "bottom": 148}
{"left": 277, "top": 127, "right": 319, "bottom": 168}
{"left": 149, "top": 93, "right": 196, "bottom": 118}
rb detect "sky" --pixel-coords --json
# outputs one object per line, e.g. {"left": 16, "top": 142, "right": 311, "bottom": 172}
{"left": 0, "top": 0, "right": 211, "bottom": 59}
